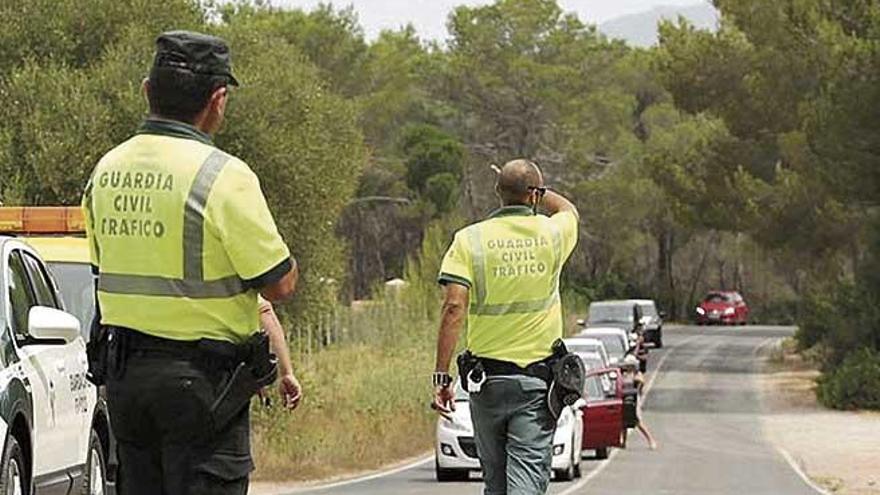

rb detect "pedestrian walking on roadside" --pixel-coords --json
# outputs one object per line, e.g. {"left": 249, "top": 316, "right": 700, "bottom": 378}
{"left": 82, "top": 30, "right": 301, "bottom": 494}
{"left": 622, "top": 354, "right": 658, "bottom": 450}
{"left": 432, "top": 160, "right": 580, "bottom": 495}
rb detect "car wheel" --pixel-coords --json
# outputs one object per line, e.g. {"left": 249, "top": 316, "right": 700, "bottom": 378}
{"left": 655, "top": 331, "right": 663, "bottom": 348}
{"left": 0, "top": 435, "right": 26, "bottom": 495}
{"left": 595, "top": 447, "right": 609, "bottom": 460}
{"left": 435, "top": 458, "right": 468, "bottom": 482}
{"left": 554, "top": 463, "right": 575, "bottom": 482}
{"left": 82, "top": 428, "right": 107, "bottom": 495}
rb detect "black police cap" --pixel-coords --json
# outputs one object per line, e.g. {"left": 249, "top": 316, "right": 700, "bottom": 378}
{"left": 153, "top": 30, "right": 239, "bottom": 86}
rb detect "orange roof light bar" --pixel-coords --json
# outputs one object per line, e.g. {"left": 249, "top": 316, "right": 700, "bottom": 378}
{"left": 0, "top": 207, "right": 86, "bottom": 234}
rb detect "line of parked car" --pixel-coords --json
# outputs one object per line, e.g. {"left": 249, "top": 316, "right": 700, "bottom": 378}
{"left": 435, "top": 298, "right": 665, "bottom": 482}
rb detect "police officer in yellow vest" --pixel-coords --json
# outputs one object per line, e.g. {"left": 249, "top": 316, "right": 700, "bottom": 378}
{"left": 82, "top": 31, "right": 300, "bottom": 494}
{"left": 432, "top": 160, "right": 578, "bottom": 495}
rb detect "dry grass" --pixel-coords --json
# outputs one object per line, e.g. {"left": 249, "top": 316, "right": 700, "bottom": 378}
{"left": 250, "top": 343, "right": 435, "bottom": 481}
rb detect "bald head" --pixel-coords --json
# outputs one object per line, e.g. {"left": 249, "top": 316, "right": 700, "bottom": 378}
{"left": 496, "top": 159, "right": 544, "bottom": 205}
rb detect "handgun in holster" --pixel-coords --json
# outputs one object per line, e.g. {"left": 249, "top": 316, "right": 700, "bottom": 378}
{"left": 207, "top": 332, "right": 278, "bottom": 431}
{"left": 456, "top": 350, "right": 483, "bottom": 392}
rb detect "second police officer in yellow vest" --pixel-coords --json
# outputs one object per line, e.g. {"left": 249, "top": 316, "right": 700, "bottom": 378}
{"left": 83, "top": 31, "right": 301, "bottom": 494}
{"left": 432, "top": 160, "right": 579, "bottom": 495}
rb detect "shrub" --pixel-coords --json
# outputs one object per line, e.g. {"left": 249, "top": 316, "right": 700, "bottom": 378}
{"left": 816, "top": 348, "right": 880, "bottom": 410}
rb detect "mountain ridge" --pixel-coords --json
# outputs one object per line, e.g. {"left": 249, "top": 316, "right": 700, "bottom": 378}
{"left": 599, "top": 3, "right": 719, "bottom": 47}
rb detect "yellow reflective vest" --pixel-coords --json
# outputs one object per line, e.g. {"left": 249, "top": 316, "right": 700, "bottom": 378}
{"left": 438, "top": 206, "right": 578, "bottom": 368}
{"left": 82, "top": 119, "right": 292, "bottom": 343}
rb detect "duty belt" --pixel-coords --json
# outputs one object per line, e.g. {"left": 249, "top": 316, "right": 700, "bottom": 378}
{"left": 477, "top": 356, "right": 554, "bottom": 384}
{"left": 111, "top": 326, "right": 241, "bottom": 369}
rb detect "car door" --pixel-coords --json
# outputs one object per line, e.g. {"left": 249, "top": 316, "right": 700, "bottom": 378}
{"left": 6, "top": 246, "right": 80, "bottom": 480}
{"left": 582, "top": 375, "right": 624, "bottom": 449}
{"left": 20, "top": 249, "right": 87, "bottom": 469}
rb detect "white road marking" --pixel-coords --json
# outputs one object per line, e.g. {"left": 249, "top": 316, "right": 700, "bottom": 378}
{"left": 556, "top": 332, "right": 704, "bottom": 495}
{"left": 280, "top": 455, "right": 433, "bottom": 494}
{"left": 777, "top": 447, "right": 833, "bottom": 495}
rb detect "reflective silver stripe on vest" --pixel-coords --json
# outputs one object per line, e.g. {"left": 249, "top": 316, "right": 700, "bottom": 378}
{"left": 99, "top": 150, "right": 245, "bottom": 299}
{"left": 468, "top": 220, "right": 564, "bottom": 316}
{"left": 183, "top": 150, "right": 230, "bottom": 280}
{"left": 83, "top": 178, "right": 101, "bottom": 264}
{"left": 472, "top": 292, "right": 561, "bottom": 316}
{"left": 98, "top": 273, "right": 245, "bottom": 299}
{"left": 467, "top": 227, "right": 488, "bottom": 307}
{"left": 549, "top": 221, "right": 563, "bottom": 291}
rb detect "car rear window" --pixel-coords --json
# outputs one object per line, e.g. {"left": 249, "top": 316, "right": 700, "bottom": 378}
{"left": 588, "top": 304, "right": 634, "bottom": 324}
{"left": 593, "top": 334, "right": 625, "bottom": 357}
{"left": 585, "top": 376, "right": 604, "bottom": 400}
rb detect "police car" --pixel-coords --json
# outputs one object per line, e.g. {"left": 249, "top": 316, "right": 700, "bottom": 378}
{"left": 0, "top": 207, "right": 112, "bottom": 495}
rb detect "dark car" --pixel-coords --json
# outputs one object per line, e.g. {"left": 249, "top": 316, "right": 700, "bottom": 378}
{"left": 695, "top": 291, "right": 749, "bottom": 325}
{"left": 630, "top": 299, "right": 664, "bottom": 348}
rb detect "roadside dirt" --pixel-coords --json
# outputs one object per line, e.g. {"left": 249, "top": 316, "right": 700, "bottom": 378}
{"left": 759, "top": 340, "right": 880, "bottom": 495}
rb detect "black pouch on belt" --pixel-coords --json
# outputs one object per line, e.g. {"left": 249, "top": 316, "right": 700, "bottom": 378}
{"left": 207, "top": 332, "right": 278, "bottom": 431}
{"left": 547, "top": 339, "right": 586, "bottom": 419}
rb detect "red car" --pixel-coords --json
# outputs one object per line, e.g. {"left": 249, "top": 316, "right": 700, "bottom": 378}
{"left": 580, "top": 368, "right": 626, "bottom": 459}
{"left": 695, "top": 290, "right": 749, "bottom": 325}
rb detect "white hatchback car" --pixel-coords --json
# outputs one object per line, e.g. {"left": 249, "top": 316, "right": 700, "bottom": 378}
{"left": 435, "top": 381, "right": 583, "bottom": 482}
{"left": 0, "top": 236, "right": 111, "bottom": 495}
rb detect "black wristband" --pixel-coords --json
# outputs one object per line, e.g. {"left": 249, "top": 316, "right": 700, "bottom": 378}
{"left": 432, "top": 372, "right": 453, "bottom": 388}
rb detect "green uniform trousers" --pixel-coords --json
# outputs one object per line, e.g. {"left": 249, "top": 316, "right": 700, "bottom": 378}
{"left": 469, "top": 375, "right": 556, "bottom": 495}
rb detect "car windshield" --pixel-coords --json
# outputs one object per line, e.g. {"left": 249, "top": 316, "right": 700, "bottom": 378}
{"left": 638, "top": 302, "right": 657, "bottom": 316}
{"left": 588, "top": 304, "right": 633, "bottom": 324}
{"left": 704, "top": 293, "right": 730, "bottom": 303}
{"left": 590, "top": 334, "right": 625, "bottom": 357}
{"left": 46, "top": 261, "right": 95, "bottom": 338}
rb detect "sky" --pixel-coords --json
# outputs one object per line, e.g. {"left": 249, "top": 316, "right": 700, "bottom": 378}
{"left": 276, "top": 0, "right": 708, "bottom": 40}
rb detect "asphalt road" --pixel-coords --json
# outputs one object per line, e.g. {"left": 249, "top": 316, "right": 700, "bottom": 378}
{"left": 283, "top": 325, "right": 821, "bottom": 495}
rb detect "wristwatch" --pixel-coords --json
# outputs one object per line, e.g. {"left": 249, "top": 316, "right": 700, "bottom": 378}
{"left": 432, "top": 371, "right": 453, "bottom": 388}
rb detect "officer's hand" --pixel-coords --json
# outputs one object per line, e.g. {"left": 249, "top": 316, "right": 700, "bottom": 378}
{"left": 432, "top": 385, "right": 456, "bottom": 414}
{"left": 278, "top": 373, "right": 303, "bottom": 411}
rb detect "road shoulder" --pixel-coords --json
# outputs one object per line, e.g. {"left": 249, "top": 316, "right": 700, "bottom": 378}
{"left": 758, "top": 339, "right": 880, "bottom": 495}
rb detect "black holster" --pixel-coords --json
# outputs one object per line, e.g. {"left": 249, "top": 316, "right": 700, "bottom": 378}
{"left": 86, "top": 323, "right": 109, "bottom": 386}
{"left": 206, "top": 332, "right": 278, "bottom": 431}
{"left": 456, "top": 350, "right": 481, "bottom": 392}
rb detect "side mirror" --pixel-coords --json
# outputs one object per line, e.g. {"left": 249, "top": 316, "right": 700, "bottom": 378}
{"left": 576, "top": 319, "right": 586, "bottom": 327}
{"left": 659, "top": 311, "right": 667, "bottom": 319}
{"left": 572, "top": 398, "right": 587, "bottom": 409}
{"left": 27, "top": 307, "right": 80, "bottom": 344}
